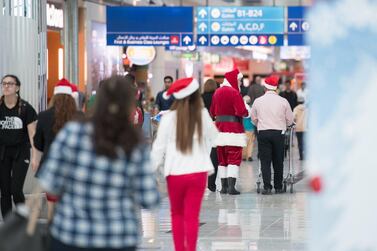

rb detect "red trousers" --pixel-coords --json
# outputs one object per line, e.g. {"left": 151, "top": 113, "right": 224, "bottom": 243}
{"left": 167, "top": 172, "right": 207, "bottom": 251}
{"left": 217, "top": 146, "right": 243, "bottom": 166}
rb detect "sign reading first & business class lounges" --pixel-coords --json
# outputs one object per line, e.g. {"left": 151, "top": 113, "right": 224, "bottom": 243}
{"left": 106, "top": 6, "right": 194, "bottom": 46}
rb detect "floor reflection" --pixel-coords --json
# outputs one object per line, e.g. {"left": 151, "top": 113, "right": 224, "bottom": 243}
{"left": 139, "top": 149, "right": 308, "bottom": 250}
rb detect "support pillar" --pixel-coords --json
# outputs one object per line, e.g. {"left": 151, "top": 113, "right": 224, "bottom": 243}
{"left": 63, "top": 0, "right": 78, "bottom": 84}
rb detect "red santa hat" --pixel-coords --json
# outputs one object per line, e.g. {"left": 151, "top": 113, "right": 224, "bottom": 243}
{"left": 69, "top": 83, "right": 78, "bottom": 93}
{"left": 264, "top": 75, "right": 279, "bottom": 90}
{"left": 54, "top": 78, "right": 73, "bottom": 95}
{"left": 69, "top": 83, "right": 80, "bottom": 108}
{"left": 163, "top": 77, "right": 199, "bottom": 100}
{"left": 223, "top": 69, "right": 243, "bottom": 91}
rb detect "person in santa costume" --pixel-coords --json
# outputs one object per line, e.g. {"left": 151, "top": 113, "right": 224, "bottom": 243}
{"left": 210, "top": 69, "right": 250, "bottom": 195}
{"left": 152, "top": 77, "right": 218, "bottom": 251}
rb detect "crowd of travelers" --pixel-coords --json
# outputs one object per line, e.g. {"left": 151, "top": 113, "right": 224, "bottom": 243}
{"left": 0, "top": 71, "right": 307, "bottom": 251}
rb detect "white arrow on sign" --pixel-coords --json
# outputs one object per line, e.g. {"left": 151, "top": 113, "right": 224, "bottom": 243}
{"left": 199, "top": 22, "right": 207, "bottom": 32}
{"left": 183, "top": 36, "right": 192, "bottom": 45}
{"left": 199, "top": 36, "right": 207, "bottom": 45}
{"left": 198, "top": 9, "right": 207, "bottom": 18}
{"left": 290, "top": 22, "right": 298, "bottom": 31}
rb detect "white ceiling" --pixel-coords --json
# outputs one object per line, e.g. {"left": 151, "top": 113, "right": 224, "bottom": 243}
{"left": 92, "top": 0, "right": 312, "bottom": 6}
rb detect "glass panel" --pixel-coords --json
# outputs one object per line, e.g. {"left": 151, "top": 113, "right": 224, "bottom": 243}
{"left": 9, "top": 0, "right": 32, "bottom": 18}
{"left": 25, "top": 0, "right": 32, "bottom": 18}
{"left": 12, "top": 0, "right": 22, "bottom": 16}
{"left": 1, "top": 0, "right": 4, "bottom": 16}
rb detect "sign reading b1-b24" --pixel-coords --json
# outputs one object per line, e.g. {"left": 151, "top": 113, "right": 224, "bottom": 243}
{"left": 196, "top": 7, "right": 284, "bottom": 46}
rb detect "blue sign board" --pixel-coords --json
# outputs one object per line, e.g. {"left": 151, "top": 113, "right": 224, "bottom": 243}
{"left": 287, "top": 34, "right": 305, "bottom": 46}
{"left": 196, "top": 6, "right": 284, "bottom": 46}
{"left": 288, "top": 6, "right": 306, "bottom": 19}
{"left": 106, "top": 7, "right": 194, "bottom": 46}
{"left": 287, "top": 6, "right": 309, "bottom": 45}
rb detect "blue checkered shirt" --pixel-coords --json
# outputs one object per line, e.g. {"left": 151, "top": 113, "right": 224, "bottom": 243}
{"left": 38, "top": 122, "right": 160, "bottom": 248}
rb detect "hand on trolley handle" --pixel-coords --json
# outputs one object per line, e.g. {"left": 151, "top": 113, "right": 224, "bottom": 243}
{"left": 287, "top": 122, "right": 296, "bottom": 129}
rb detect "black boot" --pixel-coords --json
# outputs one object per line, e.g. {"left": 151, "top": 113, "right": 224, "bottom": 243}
{"left": 207, "top": 174, "right": 217, "bottom": 192}
{"left": 220, "top": 178, "right": 228, "bottom": 194}
{"left": 227, "top": 178, "right": 240, "bottom": 195}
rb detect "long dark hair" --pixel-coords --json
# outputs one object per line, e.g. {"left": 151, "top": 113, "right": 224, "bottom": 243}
{"left": 1, "top": 74, "right": 23, "bottom": 115}
{"left": 48, "top": 94, "right": 77, "bottom": 135}
{"left": 92, "top": 76, "right": 141, "bottom": 159}
{"left": 170, "top": 89, "right": 203, "bottom": 154}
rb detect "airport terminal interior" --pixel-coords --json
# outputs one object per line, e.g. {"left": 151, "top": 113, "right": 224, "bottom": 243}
{"left": 1, "top": 0, "right": 376, "bottom": 251}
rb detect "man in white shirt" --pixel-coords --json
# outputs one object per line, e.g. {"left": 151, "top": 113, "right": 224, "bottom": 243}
{"left": 251, "top": 75, "right": 294, "bottom": 195}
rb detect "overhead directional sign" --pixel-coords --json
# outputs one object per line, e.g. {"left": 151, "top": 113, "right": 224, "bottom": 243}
{"left": 107, "top": 7, "right": 194, "bottom": 46}
{"left": 196, "top": 6, "right": 284, "bottom": 46}
{"left": 287, "top": 6, "right": 309, "bottom": 45}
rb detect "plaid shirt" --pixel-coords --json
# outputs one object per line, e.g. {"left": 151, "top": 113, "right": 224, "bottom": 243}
{"left": 38, "top": 122, "right": 160, "bottom": 248}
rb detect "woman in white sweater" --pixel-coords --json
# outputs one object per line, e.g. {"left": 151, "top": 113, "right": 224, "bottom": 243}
{"left": 151, "top": 77, "right": 218, "bottom": 251}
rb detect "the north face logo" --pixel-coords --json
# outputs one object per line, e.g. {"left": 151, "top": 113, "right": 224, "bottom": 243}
{"left": 0, "top": 116, "right": 23, "bottom": 129}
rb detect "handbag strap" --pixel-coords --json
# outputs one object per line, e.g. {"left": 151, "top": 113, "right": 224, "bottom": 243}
{"left": 26, "top": 184, "right": 43, "bottom": 235}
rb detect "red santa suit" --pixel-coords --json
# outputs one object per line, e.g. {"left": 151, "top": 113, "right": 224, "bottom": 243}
{"left": 210, "top": 69, "right": 249, "bottom": 195}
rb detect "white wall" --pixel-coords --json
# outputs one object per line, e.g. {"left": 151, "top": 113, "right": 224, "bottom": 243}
{"left": 0, "top": 16, "right": 38, "bottom": 107}
{"left": 0, "top": 1, "right": 46, "bottom": 111}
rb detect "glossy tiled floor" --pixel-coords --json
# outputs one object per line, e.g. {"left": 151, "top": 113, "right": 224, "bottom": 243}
{"left": 138, "top": 146, "right": 309, "bottom": 251}
{"left": 20, "top": 141, "right": 308, "bottom": 251}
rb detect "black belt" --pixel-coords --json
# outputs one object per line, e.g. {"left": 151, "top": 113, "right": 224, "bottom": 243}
{"left": 216, "top": 115, "right": 242, "bottom": 123}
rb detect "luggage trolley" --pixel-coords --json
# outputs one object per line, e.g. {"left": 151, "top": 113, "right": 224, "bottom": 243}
{"left": 256, "top": 124, "right": 296, "bottom": 194}
{"left": 283, "top": 124, "right": 296, "bottom": 193}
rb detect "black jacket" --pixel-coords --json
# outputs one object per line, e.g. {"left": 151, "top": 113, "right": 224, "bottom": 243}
{"left": 279, "top": 91, "right": 298, "bottom": 111}
{"left": 202, "top": 91, "right": 215, "bottom": 111}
